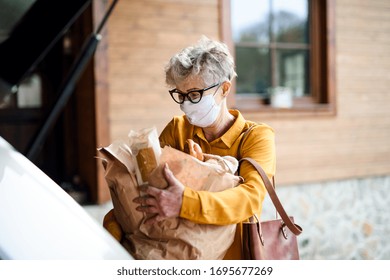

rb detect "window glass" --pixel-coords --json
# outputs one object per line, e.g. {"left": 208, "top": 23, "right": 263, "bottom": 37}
{"left": 273, "top": 0, "right": 309, "bottom": 43}
{"left": 276, "top": 49, "right": 309, "bottom": 97}
{"left": 235, "top": 47, "right": 270, "bottom": 95}
{"left": 17, "top": 73, "right": 42, "bottom": 108}
{"left": 0, "top": 73, "right": 42, "bottom": 109}
{"left": 231, "top": 0, "right": 310, "bottom": 100}
{"left": 231, "top": 0, "right": 270, "bottom": 44}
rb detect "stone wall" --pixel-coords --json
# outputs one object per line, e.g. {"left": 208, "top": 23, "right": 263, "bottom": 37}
{"left": 261, "top": 175, "right": 390, "bottom": 259}
{"left": 85, "top": 175, "right": 390, "bottom": 259}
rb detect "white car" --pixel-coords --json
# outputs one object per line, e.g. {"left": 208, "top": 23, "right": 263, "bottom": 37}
{"left": 0, "top": 137, "right": 132, "bottom": 260}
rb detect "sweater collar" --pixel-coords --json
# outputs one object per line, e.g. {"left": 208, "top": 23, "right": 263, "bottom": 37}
{"left": 193, "top": 109, "right": 246, "bottom": 148}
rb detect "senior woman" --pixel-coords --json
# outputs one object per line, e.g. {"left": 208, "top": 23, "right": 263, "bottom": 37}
{"left": 104, "top": 37, "right": 276, "bottom": 260}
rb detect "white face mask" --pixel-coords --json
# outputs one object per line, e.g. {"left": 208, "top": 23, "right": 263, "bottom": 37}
{"left": 180, "top": 94, "right": 221, "bottom": 127}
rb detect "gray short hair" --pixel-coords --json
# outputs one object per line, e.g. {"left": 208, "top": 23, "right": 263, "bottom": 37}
{"left": 165, "top": 36, "right": 237, "bottom": 87}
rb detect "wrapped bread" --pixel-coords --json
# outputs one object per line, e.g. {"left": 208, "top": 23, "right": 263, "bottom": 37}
{"left": 128, "top": 127, "right": 161, "bottom": 186}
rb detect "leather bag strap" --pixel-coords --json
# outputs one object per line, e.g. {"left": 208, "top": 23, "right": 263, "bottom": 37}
{"left": 237, "top": 124, "right": 302, "bottom": 236}
{"left": 237, "top": 124, "right": 256, "bottom": 160}
{"left": 239, "top": 157, "right": 302, "bottom": 236}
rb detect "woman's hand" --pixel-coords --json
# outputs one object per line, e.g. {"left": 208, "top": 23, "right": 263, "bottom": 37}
{"left": 133, "top": 163, "right": 184, "bottom": 224}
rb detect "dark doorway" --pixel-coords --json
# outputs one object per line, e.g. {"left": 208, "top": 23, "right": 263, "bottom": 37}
{"left": 0, "top": 3, "right": 98, "bottom": 204}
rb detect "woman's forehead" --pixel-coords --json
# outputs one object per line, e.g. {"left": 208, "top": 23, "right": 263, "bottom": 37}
{"left": 175, "top": 76, "right": 205, "bottom": 91}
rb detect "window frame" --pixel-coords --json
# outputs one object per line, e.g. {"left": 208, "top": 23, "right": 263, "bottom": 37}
{"left": 220, "top": 0, "right": 336, "bottom": 116}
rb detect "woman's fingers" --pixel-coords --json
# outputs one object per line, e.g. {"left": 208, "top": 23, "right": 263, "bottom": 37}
{"left": 135, "top": 204, "right": 158, "bottom": 213}
{"left": 132, "top": 164, "right": 184, "bottom": 224}
{"left": 133, "top": 195, "right": 156, "bottom": 206}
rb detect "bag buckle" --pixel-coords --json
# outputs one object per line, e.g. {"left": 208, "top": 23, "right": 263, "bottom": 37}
{"left": 281, "top": 221, "right": 288, "bottom": 239}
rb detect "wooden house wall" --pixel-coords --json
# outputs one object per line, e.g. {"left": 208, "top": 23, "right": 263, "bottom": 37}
{"left": 106, "top": 0, "right": 390, "bottom": 185}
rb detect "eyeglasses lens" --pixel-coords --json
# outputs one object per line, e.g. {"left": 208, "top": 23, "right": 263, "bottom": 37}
{"left": 172, "top": 91, "right": 202, "bottom": 103}
{"left": 172, "top": 92, "right": 184, "bottom": 103}
{"left": 188, "top": 92, "right": 201, "bottom": 103}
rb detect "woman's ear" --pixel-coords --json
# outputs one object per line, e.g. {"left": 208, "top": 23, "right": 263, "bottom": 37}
{"left": 221, "top": 81, "right": 232, "bottom": 97}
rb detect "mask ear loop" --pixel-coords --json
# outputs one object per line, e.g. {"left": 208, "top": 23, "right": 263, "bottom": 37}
{"left": 211, "top": 83, "right": 221, "bottom": 96}
{"left": 212, "top": 83, "right": 226, "bottom": 101}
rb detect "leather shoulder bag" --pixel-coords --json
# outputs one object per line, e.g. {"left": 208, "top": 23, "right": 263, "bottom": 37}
{"left": 237, "top": 125, "right": 303, "bottom": 260}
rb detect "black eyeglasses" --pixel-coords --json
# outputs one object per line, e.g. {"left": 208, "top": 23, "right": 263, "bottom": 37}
{"left": 169, "top": 83, "right": 220, "bottom": 104}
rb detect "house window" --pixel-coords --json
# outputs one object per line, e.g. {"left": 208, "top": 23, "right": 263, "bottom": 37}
{"left": 223, "top": 0, "right": 335, "bottom": 113}
{"left": 0, "top": 73, "right": 43, "bottom": 109}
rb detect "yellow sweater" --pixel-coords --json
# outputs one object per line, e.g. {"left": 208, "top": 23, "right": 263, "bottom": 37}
{"left": 159, "top": 109, "right": 276, "bottom": 259}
